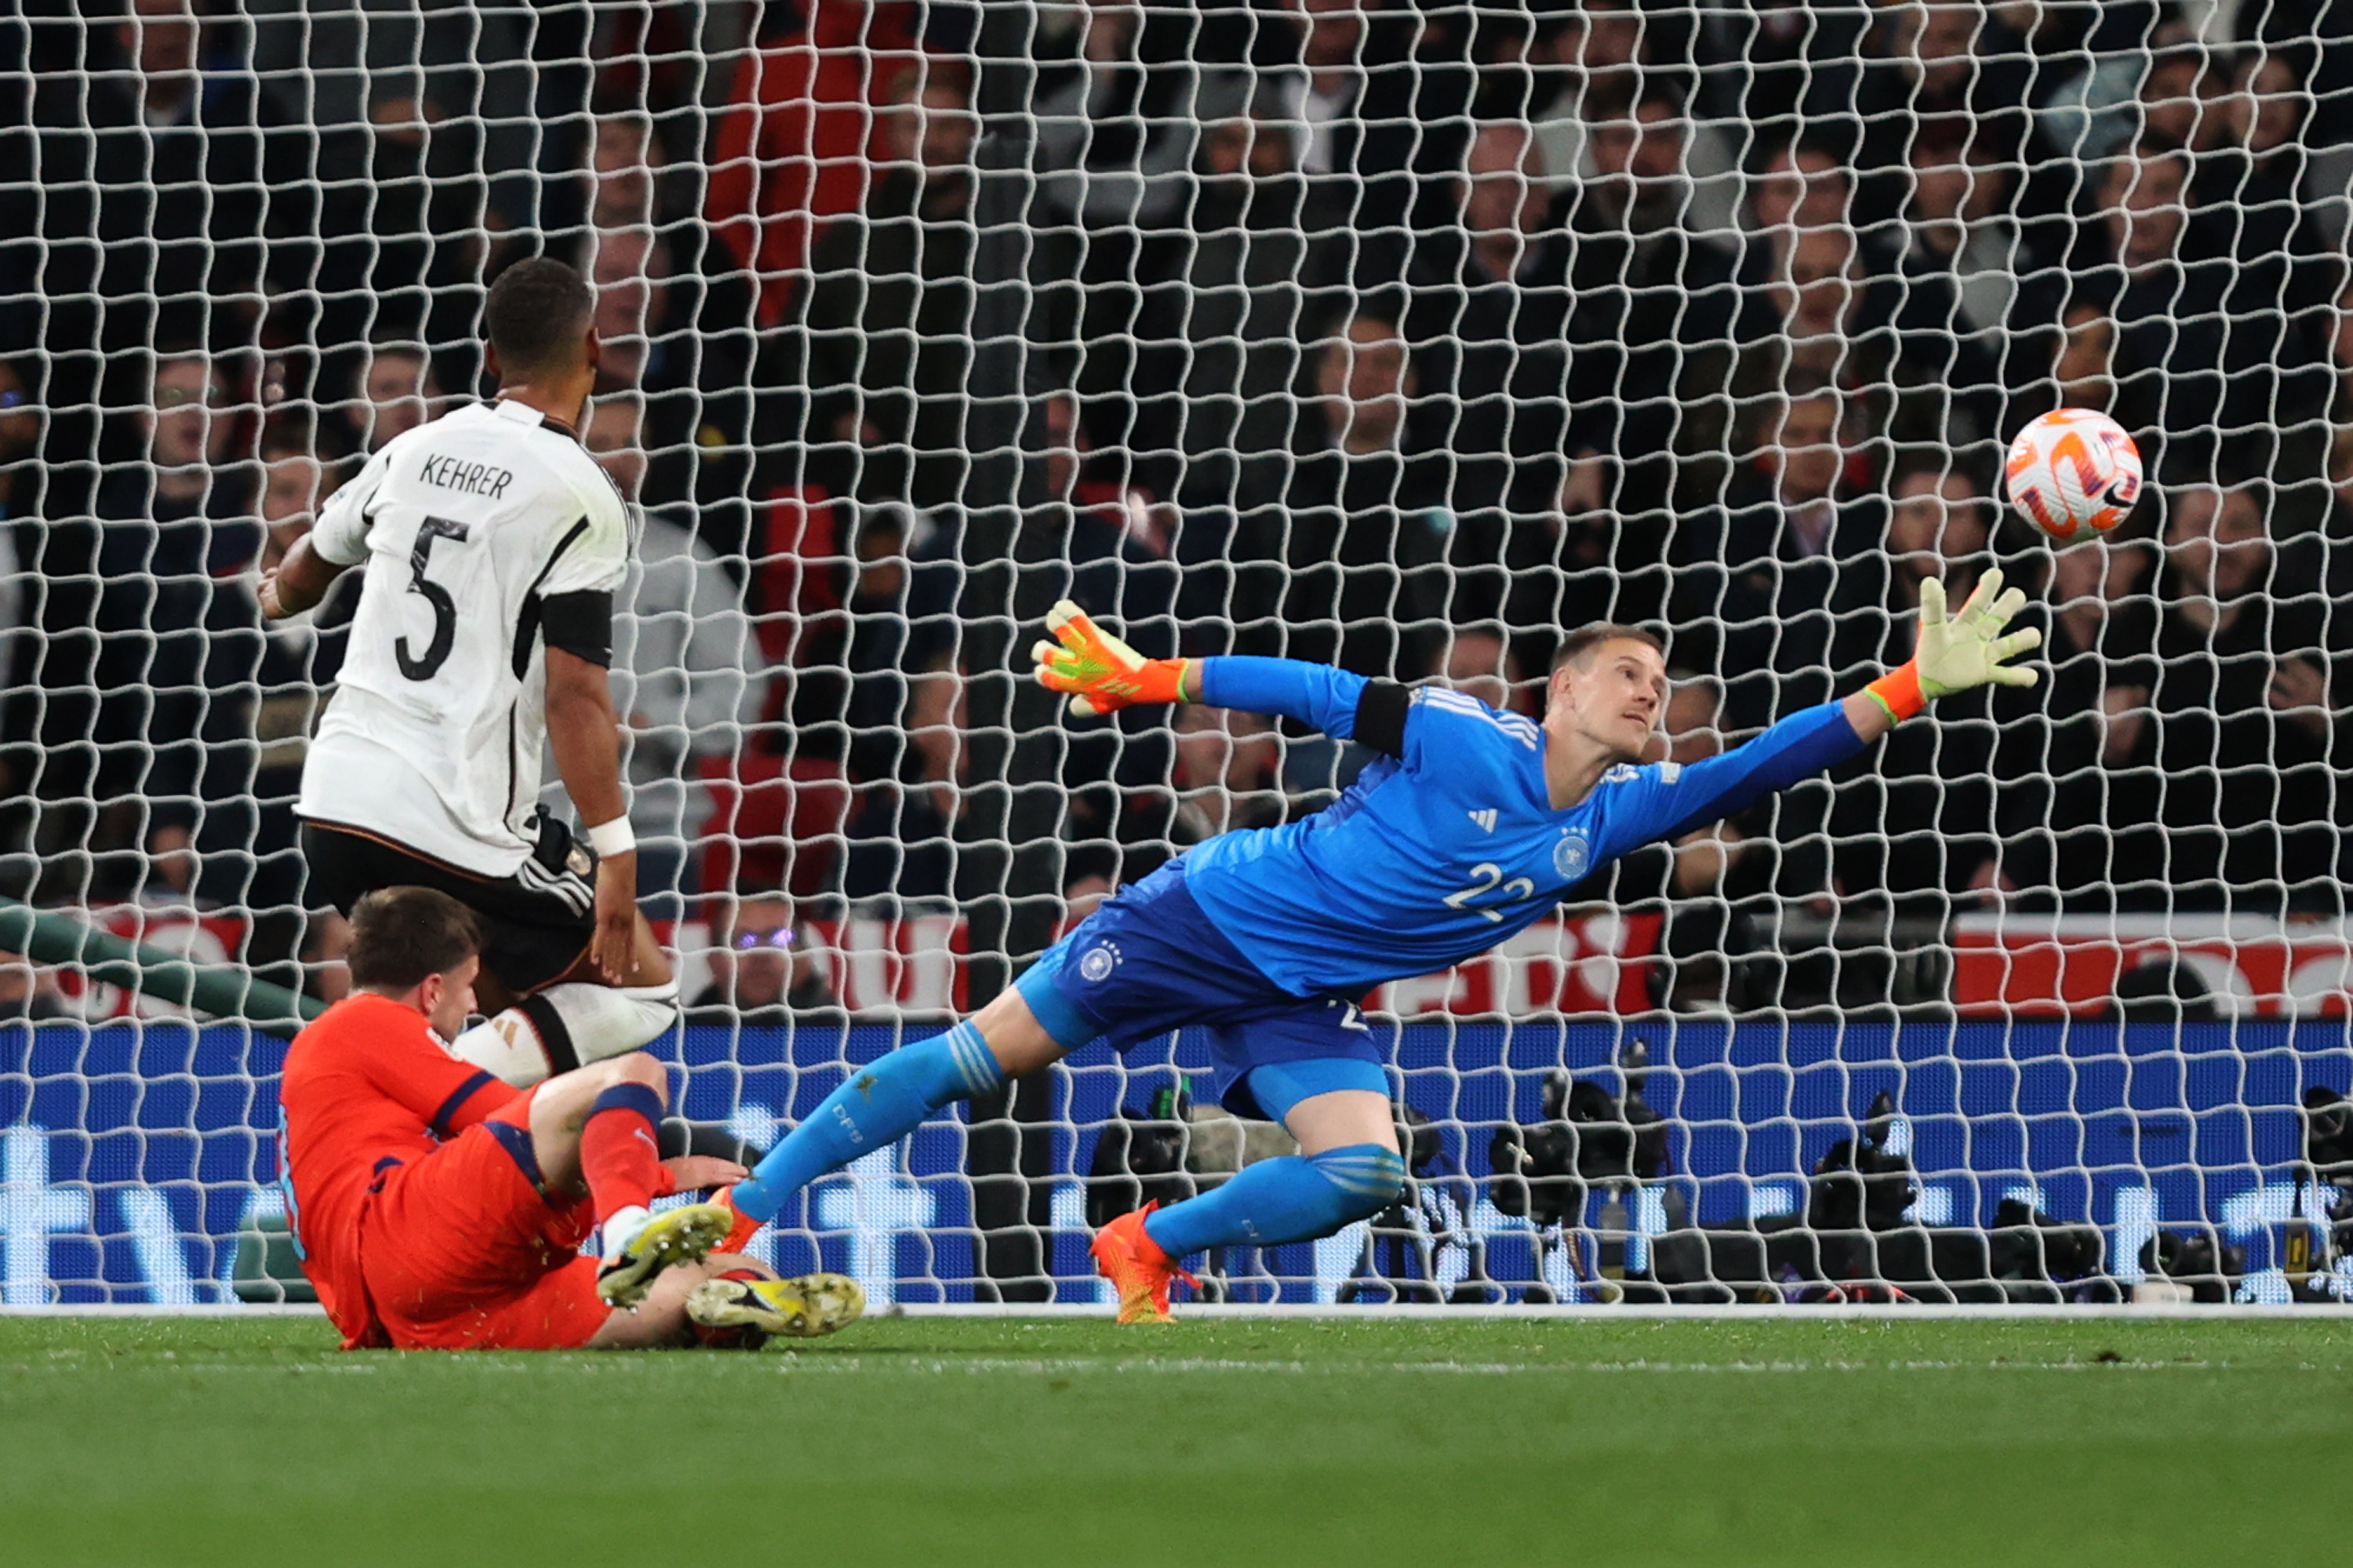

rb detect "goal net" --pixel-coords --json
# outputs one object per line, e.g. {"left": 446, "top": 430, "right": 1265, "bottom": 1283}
{"left": 2, "top": 2, "right": 2351, "bottom": 1308}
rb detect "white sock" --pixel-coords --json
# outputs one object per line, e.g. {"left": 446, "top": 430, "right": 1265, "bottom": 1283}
{"left": 600, "top": 1204, "right": 653, "bottom": 1262}
{"left": 539, "top": 980, "right": 681, "bottom": 1065}
{"left": 446, "top": 979, "right": 682, "bottom": 1090}
{"left": 449, "top": 1012, "right": 551, "bottom": 1088}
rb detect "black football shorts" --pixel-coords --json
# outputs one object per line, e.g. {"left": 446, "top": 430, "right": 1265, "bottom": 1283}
{"left": 300, "top": 821, "right": 595, "bottom": 995}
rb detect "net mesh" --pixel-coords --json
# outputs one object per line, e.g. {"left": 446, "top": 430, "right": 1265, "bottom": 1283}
{"left": 2, "top": 2, "right": 2352, "bottom": 1306}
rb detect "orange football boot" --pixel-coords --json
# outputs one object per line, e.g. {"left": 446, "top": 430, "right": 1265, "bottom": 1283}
{"left": 710, "top": 1185, "right": 764, "bottom": 1256}
{"left": 1090, "top": 1201, "right": 1197, "bottom": 1325}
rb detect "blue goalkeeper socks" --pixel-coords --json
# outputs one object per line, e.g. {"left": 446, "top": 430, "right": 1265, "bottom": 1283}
{"left": 1140, "top": 1144, "right": 1406, "bottom": 1260}
{"left": 730, "top": 1021, "right": 1006, "bottom": 1223}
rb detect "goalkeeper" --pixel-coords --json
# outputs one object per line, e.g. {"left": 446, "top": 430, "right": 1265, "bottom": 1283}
{"left": 712, "top": 576, "right": 2040, "bottom": 1322}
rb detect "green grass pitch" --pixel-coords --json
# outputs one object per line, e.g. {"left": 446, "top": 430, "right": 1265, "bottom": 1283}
{"left": 3, "top": 1313, "right": 2348, "bottom": 1566}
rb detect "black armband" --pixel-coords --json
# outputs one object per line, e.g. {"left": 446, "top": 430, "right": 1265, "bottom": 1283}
{"left": 538, "top": 589, "right": 613, "bottom": 667}
{"left": 1353, "top": 680, "right": 1411, "bottom": 758}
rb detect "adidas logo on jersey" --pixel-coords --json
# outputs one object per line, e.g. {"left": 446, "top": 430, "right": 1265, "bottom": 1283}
{"left": 1468, "top": 809, "right": 1497, "bottom": 832}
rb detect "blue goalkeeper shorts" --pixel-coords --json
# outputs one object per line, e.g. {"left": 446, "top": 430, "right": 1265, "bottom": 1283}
{"left": 1015, "top": 860, "right": 1387, "bottom": 1119}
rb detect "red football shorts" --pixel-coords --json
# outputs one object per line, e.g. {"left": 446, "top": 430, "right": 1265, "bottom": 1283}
{"left": 359, "top": 1093, "right": 606, "bottom": 1351}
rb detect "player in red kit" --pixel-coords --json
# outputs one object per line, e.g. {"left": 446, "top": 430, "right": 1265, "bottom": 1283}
{"left": 279, "top": 886, "right": 862, "bottom": 1350}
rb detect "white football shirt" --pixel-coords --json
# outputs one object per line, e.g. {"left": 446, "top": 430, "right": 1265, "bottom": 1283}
{"left": 297, "top": 399, "right": 633, "bottom": 875}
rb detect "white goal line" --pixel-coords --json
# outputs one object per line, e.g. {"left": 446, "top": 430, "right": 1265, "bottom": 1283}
{"left": 5, "top": 1303, "right": 2351, "bottom": 1322}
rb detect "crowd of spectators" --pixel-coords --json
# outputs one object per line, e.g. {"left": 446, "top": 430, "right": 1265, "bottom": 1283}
{"left": 1, "top": 2, "right": 2351, "bottom": 1013}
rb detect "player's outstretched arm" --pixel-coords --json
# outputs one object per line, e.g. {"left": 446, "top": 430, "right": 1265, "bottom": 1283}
{"left": 1842, "top": 568, "right": 2042, "bottom": 744}
{"left": 1029, "top": 600, "right": 1374, "bottom": 737}
{"left": 1641, "top": 570, "right": 2042, "bottom": 844}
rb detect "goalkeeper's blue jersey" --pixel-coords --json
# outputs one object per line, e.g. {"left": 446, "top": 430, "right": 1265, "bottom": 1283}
{"left": 1179, "top": 661, "right": 1866, "bottom": 998}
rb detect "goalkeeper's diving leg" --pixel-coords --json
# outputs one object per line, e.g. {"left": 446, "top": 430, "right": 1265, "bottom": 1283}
{"left": 711, "top": 893, "right": 1408, "bottom": 1322}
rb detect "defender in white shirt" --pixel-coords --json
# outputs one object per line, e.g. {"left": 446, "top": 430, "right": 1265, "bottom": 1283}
{"left": 263, "top": 259, "right": 683, "bottom": 1096}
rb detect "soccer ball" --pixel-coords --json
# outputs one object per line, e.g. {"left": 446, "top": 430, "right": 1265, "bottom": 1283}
{"left": 2002, "top": 409, "right": 2143, "bottom": 544}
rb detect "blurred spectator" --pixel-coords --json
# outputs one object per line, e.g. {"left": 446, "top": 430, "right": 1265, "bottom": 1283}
{"left": 1033, "top": 4, "right": 1247, "bottom": 233}
{"left": 842, "top": 655, "right": 992, "bottom": 907}
{"left": 1675, "top": 384, "right": 1883, "bottom": 730}
{"left": 2078, "top": 130, "right": 2331, "bottom": 478}
{"left": 2080, "top": 144, "right": 2223, "bottom": 466}
{"left": 1011, "top": 391, "right": 1208, "bottom": 881}
{"left": 589, "top": 112, "right": 659, "bottom": 232}
{"left": 2049, "top": 297, "right": 2122, "bottom": 415}
{"left": 2101, "top": 484, "right": 2344, "bottom": 909}
{"left": 2327, "top": 275, "right": 2353, "bottom": 509}
{"left": 1522, "top": 8, "right": 1740, "bottom": 235}
{"left": 1031, "top": 391, "right": 1184, "bottom": 633}
{"left": 582, "top": 395, "right": 766, "bottom": 915}
{"left": 257, "top": 446, "right": 325, "bottom": 571}
{"left": 1031, "top": 4, "right": 1249, "bottom": 453}
{"left": 1693, "top": 0, "right": 1871, "bottom": 140}
{"left": 1398, "top": 118, "right": 1577, "bottom": 628}
{"left": 344, "top": 345, "right": 440, "bottom": 456}
{"left": 105, "top": 354, "right": 260, "bottom": 584}
{"left": 691, "top": 894, "right": 839, "bottom": 1016}
{"left": 704, "top": 0, "right": 921, "bottom": 326}
{"left": 1849, "top": 0, "right": 2034, "bottom": 219}
{"left": 140, "top": 820, "right": 202, "bottom": 911}
{"left": 299, "top": 87, "right": 498, "bottom": 373}
{"left": 2198, "top": 45, "right": 2343, "bottom": 484}
{"left": 1526, "top": 2, "right": 1635, "bottom": 186}
{"left": 1594, "top": 664, "right": 1791, "bottom": 1010}
{"left": 1623, "top": 671, "right": 1772, "bottom": 1011}
{"left": 0, "top": 358, "right": 41, "bottom": 527}
{"left": 782, "top": 64, "right": 985, "bottom": 511}
{"left": 1166, "top": 705, "right": 1285, "bottom": 841}
{"left": 591, "top": 228, "right": 661, "bottom": 390}
{"left": 1550, "top": 79, "right": 1744, "bottom": 533}
{"left": 0, "top": 357, "right": 37, "bottom": 815}
{"left": 1896, "top": 129, "right": 2068, "bottom": 388}
{"left": 1255, "top": 0, "right": 1454, "bottom": 223}
{"left": 183, "top": 420, "right": 330, "bottom": 929}
{"left": 2212, "top": 46, "right": 2324, "bottom": 223}
{"left": 588, "top": 216, "right": 760, "bottom": 528}
{"left": 2033, "top": 12, "right": 2201, "bottom": 165}
{"left": 18, "top": 0, "right": 276, "bottom": 389}
{"left": 1747, "top": 136, "right": 1856, "bottom": 243}
{"left": 10, "top": 348, "right": 267, "bottom": 894}
{"left": 1055, "top": 869, "right": 1117, "bottom": 938}
{"left": 775, "top": 489, "right": 969, "bottom": 789}
{"left": 1826, "top": 458, "right": 2006, "bottom": 915}
{"left": 1136, "top": 112, "right": 1350, "bottom": 508}
{"left": 1751, "top": 213, "right": 2004, "bottom": 454}
{"left": 1259, "top": 308, "right": 1449, "bottom": 678}
{"left": 787, "top": 497, "right": 909, "bottom": 776}
{"left": 1791, "top": 203, "right": 2012, "bottom": 453}
{"left": 2134, "top": 24, "right": 2228, "bottom": 155}
{"left": 1997, "top": 534, "right": 2161, "bottom": 906}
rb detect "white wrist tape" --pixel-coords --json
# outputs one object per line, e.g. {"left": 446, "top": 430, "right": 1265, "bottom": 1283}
{"left": 587, "top": 817, "right": 636, "bottom": 858}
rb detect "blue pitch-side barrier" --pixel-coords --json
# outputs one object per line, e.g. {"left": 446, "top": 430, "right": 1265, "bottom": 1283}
{"left": 3, "top": 1020, "right": 2350, "bottom": 1305}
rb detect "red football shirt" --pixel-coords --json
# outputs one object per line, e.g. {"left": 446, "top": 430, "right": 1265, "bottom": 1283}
{"left": 278, "top": 992, "right": 518, "bottom": 1347}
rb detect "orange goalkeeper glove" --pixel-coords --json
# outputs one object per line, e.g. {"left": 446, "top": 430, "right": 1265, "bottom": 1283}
{"left": 1031, "top": 599, "right": 1191, "bottom": 717}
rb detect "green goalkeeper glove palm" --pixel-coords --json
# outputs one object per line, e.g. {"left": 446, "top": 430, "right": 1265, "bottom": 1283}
{"left": 1917, "top": 569, "right": 2042, "bottom": 699}
{"left": 1867, "top": 568, "right": 2042, "bottom": 721}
